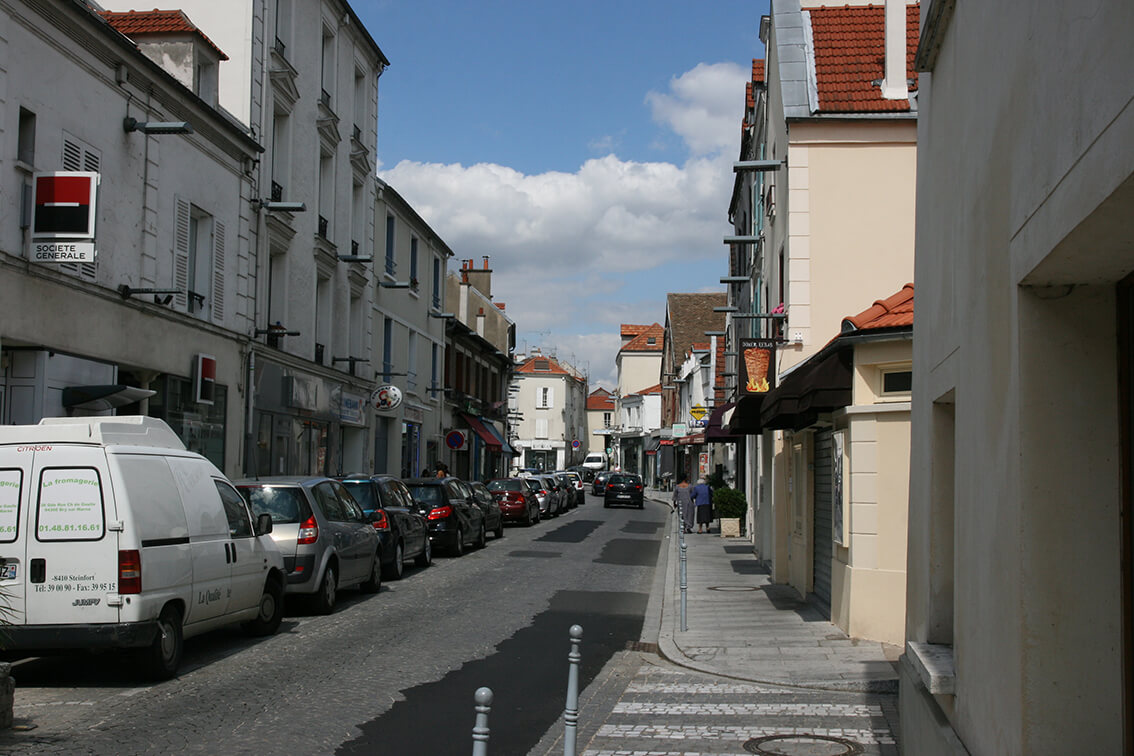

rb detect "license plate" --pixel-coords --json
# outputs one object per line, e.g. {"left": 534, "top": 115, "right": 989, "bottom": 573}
{"left": 0, "top": 563, "right": 16, "bottom": 580}
{"left": 617, "top": 494, "right": 631, "bottom": 499}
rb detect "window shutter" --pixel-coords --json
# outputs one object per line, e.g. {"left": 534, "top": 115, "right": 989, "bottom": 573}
{"left": 535, "top": 418, "right": 548, "bottom": 439}
{"left": 59, "top": 137, "right": 98, "bottom": 281}
{"left": 546, "top": 387, "right": 555, "bottom": 409}
{"left": 173, "top": 198, "right": 191, "bottom": 311}
{"left": 211, "top": 219, "right": 226, "bottom": 324}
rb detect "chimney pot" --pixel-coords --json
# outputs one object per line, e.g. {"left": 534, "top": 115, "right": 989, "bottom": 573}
{"left": 482, "top": 256, "right": 489, "bottom": 269}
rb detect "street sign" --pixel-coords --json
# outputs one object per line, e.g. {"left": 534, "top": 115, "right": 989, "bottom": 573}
{"left": 689, "top": 404, "right": 707, "bottom": 421}
{"left": 445, "top": 430, "right": 467, "bottom": 450}
{"left": 571, "top": 439, "right": 581, "bottom": 450}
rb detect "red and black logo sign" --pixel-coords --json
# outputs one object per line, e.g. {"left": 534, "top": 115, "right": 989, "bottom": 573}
{"left": 33, "top": 173, "right": 97, "bottom": 238}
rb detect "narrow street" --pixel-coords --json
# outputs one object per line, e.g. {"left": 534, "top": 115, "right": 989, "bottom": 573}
{"left": 0, "top": 495, "right": 667, "bottom": 755}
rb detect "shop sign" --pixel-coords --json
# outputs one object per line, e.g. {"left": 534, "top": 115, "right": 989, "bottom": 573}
{"left": 31, "top": 172, "right": 99, "bottom": 264}
{"left": 194, "top": 353, "right": 216, "bottom": 405}
{"left": 672, "top": 423, "right": 687, "bottom": 438}
{"left": 372, "top": 384, "right": 403, "bottom": 412}
{"left": 689, "top": 404, "right": 707, "bottom": 421}
{"left": 699, "top": 452, "right": 710, "bottom": 477}
{"left": 739, "top": 338, "right": 777, "bottom": 394}
{"left": 532, "top": 440, "right": 553, "bottom": 451}
{"left": 403, "top": 404, "right": 424, "bottom": 424}
{"left": 338, "top": 391, "right": 366, "bottom": 426}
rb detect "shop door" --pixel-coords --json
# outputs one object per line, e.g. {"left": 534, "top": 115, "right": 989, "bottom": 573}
{"left": 812, "top": 430, "right": 833, "bottom": 614}
{"left": 1119, "top": 277, "right": 1134, "bottom": 752}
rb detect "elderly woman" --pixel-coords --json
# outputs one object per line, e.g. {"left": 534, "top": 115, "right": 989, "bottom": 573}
{"left": 672, "top": 475, "right": 694, "bottom": 534}
{"left": 691, "top": 477, "right": 713, "bottom": 533}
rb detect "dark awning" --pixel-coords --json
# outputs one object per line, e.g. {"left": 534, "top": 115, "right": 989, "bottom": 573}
{"left": 460, "top": 413, "right": 502, "bottom": 451}
{"left": 759, "top": 347, "right": 853, "bottom": 431}
{"left": 705, "top": 401, "right": 742, "bottom": 444}
{"left": 62, "top": 384, "right": 156, "bottom": 411}
{"left": 726, "top": 394, "right": 765, "bottom": 435}
{"left": 480, "top": 419, "right": 518, "bottom": 455}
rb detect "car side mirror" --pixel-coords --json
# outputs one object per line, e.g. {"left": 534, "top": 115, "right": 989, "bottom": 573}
{"left": 255, "top": 513, "right": 274, "bottom": 536}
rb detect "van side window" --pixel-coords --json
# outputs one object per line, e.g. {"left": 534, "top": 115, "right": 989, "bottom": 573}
{"left": 37, "top": 468, "right": 104, "bottom": 541}
{"left": 0, "top": 469, "right": 22, "bottom": 543}
{"left": 313, "top": 482, "right": 346, "bottom": 522}
{"left": 216, "top": 481, "right": 253, "bottom": 538}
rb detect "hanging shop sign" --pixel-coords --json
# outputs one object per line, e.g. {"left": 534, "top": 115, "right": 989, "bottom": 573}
{"left": 739, "top": 338, "right": 777, "bottom": 394}
{"left": 372, "top": 384, "right": 404, "bottom": 412}
{"left": 30, "top": 171, "right": 99, "bottom": 263}
{"left": 193, "top": 353, "right": 216, "bottom": 405}
{"left": 338, "top": 391, "right": 366, "bottom": 426}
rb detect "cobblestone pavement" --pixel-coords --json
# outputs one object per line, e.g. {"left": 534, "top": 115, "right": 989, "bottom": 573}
{"left": 533, "top": 651, "right": 900, "bottom": 756}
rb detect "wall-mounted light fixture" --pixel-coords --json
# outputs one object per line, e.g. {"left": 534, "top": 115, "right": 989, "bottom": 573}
{"left": 733, "top": 159, "right": 785, "bottom": 172}
{"left": 379, "top": 281, "right": 411, "bottom": 289}
{"left": 720, "top": 276, "right": 750, "bottom": 283}
{"left": 253, "top": 198, "right": 306, "bottom": 212}
{"left": 704, "top": 331, "right": 726, "bottom": 337}
{"left": 713, "top": 306, "right": 739, "bottom": 313}
{"left": 117, "top": 284, "right": 183, "bottom": 305}
{"left": 337, "top": 255, "right": 373, "bottom": 263}
{"left": 123, "top": 117, "right": 193, "bottom": 135}
{"left": 428, "top": 312, "right": 456, "bottom": 319}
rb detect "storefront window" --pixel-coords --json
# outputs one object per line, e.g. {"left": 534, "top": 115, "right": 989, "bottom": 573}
{"left": 150, "top": 375, "right": 226, "bottom": 469}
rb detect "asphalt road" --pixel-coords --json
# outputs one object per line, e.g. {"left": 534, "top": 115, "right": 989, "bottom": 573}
{"left": 0, "top": 491, "right": 668, "bottom": 755}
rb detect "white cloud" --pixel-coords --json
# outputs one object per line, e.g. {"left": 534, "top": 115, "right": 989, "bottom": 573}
{"left": 379, "top": 61, "right": 747, "bottom": 385}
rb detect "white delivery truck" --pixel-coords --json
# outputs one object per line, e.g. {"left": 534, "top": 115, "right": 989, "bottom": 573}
{"left": 0, "top": 416, "right": 285, "bottom": 679}
{"left": 582, "top": 452, "right": 607, "bottom": 471}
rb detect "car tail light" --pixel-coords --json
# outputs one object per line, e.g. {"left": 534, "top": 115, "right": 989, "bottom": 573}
{"left": 119, "top": 550, "right": 142, "bottom": 594}
{"left": 371, "top": 510, "right": 390, "bottom": 531}
{"left": 635, "top": 484, "right": 642, "bottom": 490}
{"left": 297, "top": 515, "right": 319, "bottom": 545}
{"left": 428, "top": 505, "right": 453, "bottom": 520}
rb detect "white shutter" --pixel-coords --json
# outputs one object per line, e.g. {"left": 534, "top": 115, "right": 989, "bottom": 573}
{"left": 211, "top": 219, "right": 226, "bottom": 324}
{"left": 173, "top": 198, "right": 191, "bottom": 311}
{"left": 59, "top": 137, "right": 98, "bottom": 282}
{"left": 546, "top": 387, "right": 555, "bottom": 409}
{"left": 535, "top": 418, "right": 548, "bottom": 439}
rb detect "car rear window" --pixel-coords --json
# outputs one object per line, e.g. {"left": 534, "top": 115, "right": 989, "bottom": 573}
{"left": 341, "top": 480, "right": 377, "bottom": 512}
{"left": 241, "top": 486, "right": 308, "bottom": 524}
{"left": 407, "top": 485, "right": 443, "bottom": 507}
{"left": 487, "top": 480, "right": 523, "bottom": 492}
{"left": 608, "top": 474, "right": 636, "bottom": 485}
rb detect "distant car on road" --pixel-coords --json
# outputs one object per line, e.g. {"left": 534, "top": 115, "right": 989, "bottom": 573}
{"left": 582, "top": 452, "right": 606, "bottom": 470}
{"left": 532, "top": 475, "right": 565, "bottom": 518}
{"left": 237, "top": 476, "right": 382, "bottom": 614}
{"left": 592, "top": 470, "right": 613, "bottom": 496}
{"left": 338, "top": 474, "right": 432, "bottom": 579}
{"left": 486, "top": 478, "right": 541, "bottom": 526}
{"left": 603, "top": 472, "right": 645, "bottom": 509}
{"left": 558, "top": 470, "right": 586, "bottom": 503}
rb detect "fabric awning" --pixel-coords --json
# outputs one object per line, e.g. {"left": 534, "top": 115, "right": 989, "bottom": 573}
{"left": 675, "top": 432, "right": 705, "bottom": 446}
{"left": 759, "top": 347, "right": 853, "bottom": 431}
{"left": 705, "top": 401, "right": 742, "bottom": 444}
{"left": 480, "top": 419, "right": 518, "bottom": 455}
{"left": 726, "top": 394, "right": 765, "bottom": 435}
{"left": 460, "top": 413, "right": 502, "bottom": 450}
{"left": 62, "top": 384, "right": 156, "bottom": 411}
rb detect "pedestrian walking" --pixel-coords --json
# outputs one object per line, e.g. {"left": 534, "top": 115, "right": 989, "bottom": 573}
{"left": 672, "top": 475, "right": 694, "bottom": 533}
{"left": 692, "top": 477, "right": 713, "bottom": 533}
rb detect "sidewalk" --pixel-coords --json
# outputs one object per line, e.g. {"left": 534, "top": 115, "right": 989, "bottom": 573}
{"left": 647, "top": 488, "right": 900, "bottom": 693}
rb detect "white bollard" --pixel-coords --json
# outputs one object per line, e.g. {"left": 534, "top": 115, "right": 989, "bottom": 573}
{"left": 471, "top": 686, "right": 493, "bottom": 756}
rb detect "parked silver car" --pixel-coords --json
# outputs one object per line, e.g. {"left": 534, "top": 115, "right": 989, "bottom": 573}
{"left": 237, "top": 476, "right": 382, "bottom": 614}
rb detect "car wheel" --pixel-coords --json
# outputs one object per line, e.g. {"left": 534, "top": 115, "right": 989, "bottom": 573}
{"left": 494, "top": 518, "right": 504, "bottom": 539}
{"left": 452, "top": 528, "right": 465, "bottom": 557}
{"left": 638, "top": 502, "right": 645, "bottom": 509}
{"left": 476, "top": 523, "right": 487, "bottom": 549}
{"left": 313, "top": 564, "right": 338, "bottom": 615}
{"left": 383, "top": 541, "right": 405, "bottom": 580}
{"left": 415, "top": 537, "right": 432, "bottom": 567}
{"left": 244, "top": 577, "right": 284, "bottom": 636}
{"left": 143, "top": 604, "right": 183, "bottom": 680}
{"left": 361, "top": 550, "right": 383, "bottom": 593}
{"left": 604, "top": 501, "right": 611, "bottom": 508}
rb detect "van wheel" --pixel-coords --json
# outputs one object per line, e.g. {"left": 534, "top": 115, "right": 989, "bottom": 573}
{"left": 144, "top": 605, "right": 183, "bottom": 680}
{"left": 244, "top": 578, "right": 284, "bottom": 636}
{"left": 313, "top": 565, "right": 337, "bottom": 615}
{"left": 360, "top": 550, "right": 383, "bottom": 593}
{"left": 382, "top": 542, "right": 404, "bottom": 581}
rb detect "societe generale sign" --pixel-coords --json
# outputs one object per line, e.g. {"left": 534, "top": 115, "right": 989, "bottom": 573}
{"left": 30, "top": 171, "right": 99, "bottom": 263}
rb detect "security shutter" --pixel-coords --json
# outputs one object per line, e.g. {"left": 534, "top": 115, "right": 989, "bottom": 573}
{"left": 172, "top": 197, "right": 191, "bottom": 311}
{"left": 812, "top": 430, "right": 833, "bottom": 613}
{"left": 59, "top": 136, "right": 98, "bottom": 281}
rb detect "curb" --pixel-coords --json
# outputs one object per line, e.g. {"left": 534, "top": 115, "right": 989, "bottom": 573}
{"left": 650, "top": 498, "right": 899, "bottom": 695}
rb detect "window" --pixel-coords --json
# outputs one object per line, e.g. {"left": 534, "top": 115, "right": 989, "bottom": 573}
{"left": 37, "top": 468, "right": 104, "bottom": 541}
{"left": 432, "top": 256, "right": 442, "bottom": 308}
{"left": 320, "top": 28, "right": 335, "bottom": 105}
{"left": 882, "top": 370, "right": 913, "bottom": 394}
{"left": 17, "top": 108, "right": 35, "bottom": 165}
{"left": 274, "top": 0, "right": 291, "bottom": 53}
{"left": 534, "top": 360, "right": 550, "bottom": 371}
{"left": 385, "top": 215, "right": 396, "bottom": 274}
{"left": 318, "top": 153, "right": 333, "bottom": 238}
{"left": 382, "top": 317, "right": 393, "bottom": 380}
{"left": 315, "top": 275, "right": 330, "bottom": 364}
{"left": 431, "top": 344, "right": 439, "bottom": 399}
{"left": 0, "top": 470, "right": 22, "bottom": 543}
{"left": 410, "top": 237, "right": 419, "bottom": 287}
{"left": 174, "top": 198, "right": 225, "bottom": 322}
{"left": 538, "top": 387, "right": 554, "bottom": 409}
{"left": 216, "top": 481, "right": 253, "bottom": 538}
{"left": 271, "top": 112, "right": 290, "bottom": 195}
{"left": 603, "top": 412, "right": 611, "bottom": 428}
{"left": 313, "top": 482, "right": 345, "bottom": 521}
{"left": 407, "top": 331, "right": 418, "bottom": 391}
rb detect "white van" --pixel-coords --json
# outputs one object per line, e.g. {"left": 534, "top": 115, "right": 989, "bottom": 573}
{"left": 582, "top": 452, "right": 607, "bottom": 470}
{"left": 0, "top": 416, "right": 285, "bottom": 679}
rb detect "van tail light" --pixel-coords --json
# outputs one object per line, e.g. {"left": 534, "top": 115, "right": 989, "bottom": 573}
{"left": 427, "top": 505, "right": 453, "bottom": 520}
{"left": 370, "top": 510, "right": 390, "bottom": 531}
{"left": 119, "top": 550, "right": 142, "bottom": 594}
{"left": 297, "top": 515, "right": 319, "bottom": 545}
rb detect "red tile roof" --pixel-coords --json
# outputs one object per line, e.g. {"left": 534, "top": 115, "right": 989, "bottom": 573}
{"left": 807, "top": 4, "right": 918, "bottom": 114}
{"left": 628, "top": 383, "right": 663, "bottom": 397}
{"left": 753, "top": 58, "right": 765, "bottom": 84}
{"left": 620, "top": 323, "right": 664, "bottom": 353}
{"left": 842, "top": 283, "right": 914, "bottom": 332}
{"left": 100, "top": 9, "right": 229, "bottom": 60}
{"left": 586, "top": 389, "right": 615, "bottom": 411}
{"left": 515, "top": 354, "right": 571, "bottom": 375}
{"left": 621, "top": 324, "right": 651, "bottom": 338}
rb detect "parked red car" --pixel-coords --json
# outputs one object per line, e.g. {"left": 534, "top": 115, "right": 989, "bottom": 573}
{"left": 486, "top": 478, "right": 541, "bottom": 526}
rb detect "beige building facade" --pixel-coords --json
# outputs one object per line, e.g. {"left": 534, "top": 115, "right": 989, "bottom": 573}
{"left": 902, "top": 2, "right": 1134, "bottom": 753}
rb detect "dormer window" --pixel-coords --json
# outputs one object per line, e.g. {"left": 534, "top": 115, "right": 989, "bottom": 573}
{"left": 647, "top": 337, "right": 656, "bottom": 345}
{"left": 534, "top": 360, "right": 550, "bottom": 372}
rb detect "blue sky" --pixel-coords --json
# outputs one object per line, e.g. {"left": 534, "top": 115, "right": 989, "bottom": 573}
{"left": 355, "top": 1, "right": 769, "bottom": 388}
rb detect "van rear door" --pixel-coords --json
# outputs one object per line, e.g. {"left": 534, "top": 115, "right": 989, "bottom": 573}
{"left": 25, "top": 446, "right": 120, "bottom": 625}
{"left": 0, "top": 446, "right": 33, "bottom": 625}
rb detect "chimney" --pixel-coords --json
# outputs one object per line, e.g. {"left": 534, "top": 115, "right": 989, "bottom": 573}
{"left": 880, "top": 0, "right": 908, "bottom": 100}
{"left": 465, "top": 255, "right": 492, "bottom": 299}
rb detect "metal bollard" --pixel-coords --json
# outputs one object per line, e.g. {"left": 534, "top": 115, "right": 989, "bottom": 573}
{"left": 471, "top": 687, "right": 493, "bottom": 756}
{"left": 563, "top": 624, "right": 583, "bottom": 756}
{"left": 679, "top": 521, "right": 688, "bottom": 632}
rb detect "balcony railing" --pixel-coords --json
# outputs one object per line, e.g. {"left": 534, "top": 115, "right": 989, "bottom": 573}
{"left": 314, "top": 343, "right": 325, "bottom": 364}
{"left": 273, "top": 37, "right": 286, "bottom": 57}
{"left": 270, "top": 181, "right": 283, "bottom": 202}
{"left": 320, "top": 89, "right": 331, "bottom": 108}
{"left": 318, "top": 215, "right": 328, "bottom": 238}
{"left": 351, "top": 240, "right": 359, "bottom": 256}
{"left": 352, "top": 124, "right": 362, "bottom": 142}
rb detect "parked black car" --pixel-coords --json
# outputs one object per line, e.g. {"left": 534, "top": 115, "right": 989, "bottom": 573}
{"left": 553, "top": 472, "right": 578, "bottom": 509}
{"left": 404, "top": 477, "right": 486, "bottom": 556}
{"left": 592, "top": 470, "right": 613, "bottom": 496}
{"left": 603, "top": 472, "right": 645, "bottom": 509}
{"left": 339, "top": 474, "right": 432, "bottom": 579}
{"left": 467, "top": 481, "right": 505, "bottom": 538}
